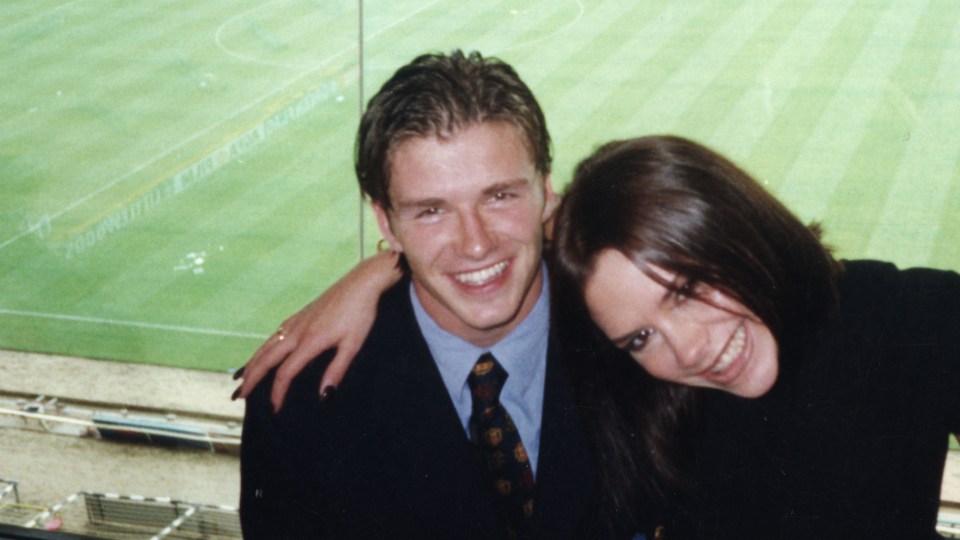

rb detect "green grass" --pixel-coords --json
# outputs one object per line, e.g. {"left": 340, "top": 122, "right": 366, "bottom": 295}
{"left": 2, "top": 0, "right": 959, "bottom": 371}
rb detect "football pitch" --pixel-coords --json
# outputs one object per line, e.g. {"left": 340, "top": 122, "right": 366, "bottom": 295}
{"left": 2, "top": 0, "right": 958, "bottom": 372}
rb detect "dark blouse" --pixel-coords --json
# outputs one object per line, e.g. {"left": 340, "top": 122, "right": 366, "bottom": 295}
{"left": 664, "top": 260, "right": 960, "bottom": 539}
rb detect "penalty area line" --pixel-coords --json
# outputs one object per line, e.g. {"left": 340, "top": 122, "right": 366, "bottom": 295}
{"left": 0, "top": 309, "right": 266, "bottom": 340}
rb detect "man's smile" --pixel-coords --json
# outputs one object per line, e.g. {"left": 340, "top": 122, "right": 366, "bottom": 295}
{"left": 454, "top": 260, "right": 509, "bottom": 287}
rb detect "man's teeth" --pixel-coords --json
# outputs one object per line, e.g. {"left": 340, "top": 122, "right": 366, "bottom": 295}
{"left": 455, "top": 261, "right": 508, "bottom": 285}
{"left": 712, "top": 325, "right": 745, "bottom": 373}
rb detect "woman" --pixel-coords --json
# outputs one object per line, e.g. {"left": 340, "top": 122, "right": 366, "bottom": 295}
{"left": 237, "top": 135, "right": 960, "bottom": 538}
{"left": 551, "top": 136, "right": 960, "bottom": 538}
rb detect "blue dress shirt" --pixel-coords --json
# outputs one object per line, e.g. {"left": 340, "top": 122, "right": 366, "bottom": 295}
{"left": 410, "top": 265, "right": 550, "bottom": 477}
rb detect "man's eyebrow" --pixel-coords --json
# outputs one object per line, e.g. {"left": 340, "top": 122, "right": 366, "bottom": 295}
{"left": 481, "top": 178, "right": 530, "bottom": 197}
{"left": 392, "top": 178, "right": 532, "bottom": 210}
{"left": 393, "top": 197, "right": 445, "bottom": 210}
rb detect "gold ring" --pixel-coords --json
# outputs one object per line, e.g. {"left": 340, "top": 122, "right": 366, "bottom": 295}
{"left": 275, "top": 327, "right": 286, "bottom": 341}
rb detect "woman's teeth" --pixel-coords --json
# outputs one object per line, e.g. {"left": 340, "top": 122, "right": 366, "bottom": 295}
{"left": 712, "top": 324, "right": 745, "bottom": 373}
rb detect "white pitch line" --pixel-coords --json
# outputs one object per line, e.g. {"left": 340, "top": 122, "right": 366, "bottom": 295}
{"left": 214, "top": 0, "right": 360, "bottom": 68}
{"left": 0, "top": 309, "right": 266, "bottom": 340}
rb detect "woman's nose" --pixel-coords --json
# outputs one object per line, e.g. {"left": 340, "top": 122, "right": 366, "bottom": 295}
{"left": 663, "top": 318, "right": 709, "bottom": 371}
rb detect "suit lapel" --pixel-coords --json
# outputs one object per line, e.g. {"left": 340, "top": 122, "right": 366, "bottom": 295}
{"left": 366, "top": 284, "right": 502, "bottom": 529}
{"left": 360, "top": 281, "right": 598, "bottom": 537}
{"left": 533, "top": 335, "right": 599, "bottom": 537}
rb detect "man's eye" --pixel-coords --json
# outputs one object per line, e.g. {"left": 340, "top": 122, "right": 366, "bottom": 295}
{"left": 416, "top": 207, "right": 441, "bottom": 219}
{"left": 491, "top": 191, "right": 515, "bottom": 202}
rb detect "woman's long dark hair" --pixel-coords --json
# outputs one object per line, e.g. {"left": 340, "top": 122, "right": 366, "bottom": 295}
{"left": 551, "top": 135, "right": 842, "bottom": 529}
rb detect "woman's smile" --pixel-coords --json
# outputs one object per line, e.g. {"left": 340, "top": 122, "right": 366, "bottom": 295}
{"left": 583, "top": 249, "right": 780, "bottom": 398}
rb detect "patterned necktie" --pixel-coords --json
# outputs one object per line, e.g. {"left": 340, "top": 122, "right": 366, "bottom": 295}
{"left": 467, "top": 353, "right": 535, "bottom": 537}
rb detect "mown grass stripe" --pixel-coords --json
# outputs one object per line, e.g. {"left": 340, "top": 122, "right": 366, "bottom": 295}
{"left": 744, "top": 0, "right": 893, "bottom": 194}
{"left": 709, "top": 0, "right": 856, "bottom": 169}
{"left": 541, "top": 1, "right": 715, "bottom": 177}
{"left": 929, "top": 161, "right": 960, "bottom": 272}
{"left": 860, "top": 7, "right": 960, "bottom": 268}
{"left": 673, "top": 0, "right": 823, "bottom": 154}
{"left": 626, "top": 0, "right": 790, "bottom": 137}
{"left": 769, "top": 0, "right": 919, "bottom": 229}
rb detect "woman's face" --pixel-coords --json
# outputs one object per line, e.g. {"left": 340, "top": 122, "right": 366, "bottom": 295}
{"left": 583, "top": 249, "right": 779, "bottom": 398}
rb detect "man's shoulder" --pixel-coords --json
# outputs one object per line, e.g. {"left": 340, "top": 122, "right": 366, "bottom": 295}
{"left": 243, "top": 354, "right": 328, "bottom": 428}
{"left": 366, "top": 278, "right": 417, "bottom": 343}
{"left": 294, "top": 279, "right": 425, "bottom": 405}
{"left": 244, "top": 280, "right": 419, "bottom": 420}
{"left": 351, "top": 278, "right": 421, "bottom": 368}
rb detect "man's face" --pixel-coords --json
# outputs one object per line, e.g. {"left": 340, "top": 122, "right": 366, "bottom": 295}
{"left": 373, "top": 121, "right": 556, "bottom": 347}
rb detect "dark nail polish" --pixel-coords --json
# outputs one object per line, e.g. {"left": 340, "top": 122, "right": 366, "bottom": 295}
{"left": 231, "top": 387, "right": 242, "bottom": 401}
{"left": 232, "top": 366, "right": 246, "bottom": 380}
{"left": 319, "top": 385, "right": 337, "bottom": 403}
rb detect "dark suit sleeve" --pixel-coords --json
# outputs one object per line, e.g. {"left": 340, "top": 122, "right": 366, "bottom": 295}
{"left": 239, "top": 365, "right": 331, "bottom": 539}
{"left": 239, "top": 374, "right": 279, "bottom": 538}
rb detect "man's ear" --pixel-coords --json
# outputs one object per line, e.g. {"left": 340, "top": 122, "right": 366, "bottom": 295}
{"left": 542, "top": 173, "right": 559, "bottom": 222}
{"left": 541, "top": 174, "right": 559, "bottom": 243}
{"left": 371, "top": 202, "right": 403, "bottom": 253}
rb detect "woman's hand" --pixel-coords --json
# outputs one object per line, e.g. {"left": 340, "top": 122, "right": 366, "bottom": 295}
{"left": 233, "top": 251, "right": 402, "bottom": 412}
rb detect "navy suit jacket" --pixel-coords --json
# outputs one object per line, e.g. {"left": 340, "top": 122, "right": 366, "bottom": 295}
{"left": 240, "top": 279, "right": 603, "bottom": 538}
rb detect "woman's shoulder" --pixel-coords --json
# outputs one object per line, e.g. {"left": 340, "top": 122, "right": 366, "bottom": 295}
{"left": 839, "top": 259, "right": 960, "bottom": 298}
{"left": 838, "top": 258, "right": 960, "bottom": 332}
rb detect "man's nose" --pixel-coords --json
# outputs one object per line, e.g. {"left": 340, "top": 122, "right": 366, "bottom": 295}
{"left": 457, "top": 210, "right": 494, "bottom": 259}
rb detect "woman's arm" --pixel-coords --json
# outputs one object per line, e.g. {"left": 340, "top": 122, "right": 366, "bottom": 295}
{"left": 232, "top": 197, "right": 559, "bottom": 412}
{"left": 233, "top": 250, "right": 402, "bottom": 412}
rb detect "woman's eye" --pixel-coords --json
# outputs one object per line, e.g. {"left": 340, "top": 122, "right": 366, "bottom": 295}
{"left": 674, "top": 279, "right": 698, "bottom": 302}
{"left": 624, "top": 328, "right": 655, "bottom": 354}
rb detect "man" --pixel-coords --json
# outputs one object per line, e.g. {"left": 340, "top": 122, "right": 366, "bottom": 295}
{"left": 240, "top": 50, "right": 604, "bottom": 539}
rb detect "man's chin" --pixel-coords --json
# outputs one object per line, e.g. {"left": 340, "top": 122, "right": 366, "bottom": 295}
{"left": 456, "top": 311, "right": 515, "bottom": 334}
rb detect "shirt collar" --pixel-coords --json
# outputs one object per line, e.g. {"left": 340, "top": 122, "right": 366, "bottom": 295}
{"left": 411, "top": 264, "right": 551, "bottom": 395}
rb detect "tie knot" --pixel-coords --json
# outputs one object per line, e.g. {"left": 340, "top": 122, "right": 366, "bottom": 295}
{"left": 467, "top": 353, "right": 508, "bottom": 406}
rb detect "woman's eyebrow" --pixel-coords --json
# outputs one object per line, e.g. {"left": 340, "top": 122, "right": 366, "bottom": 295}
{"left": 610, "top": 331, "right": 639, "bottom": 348}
